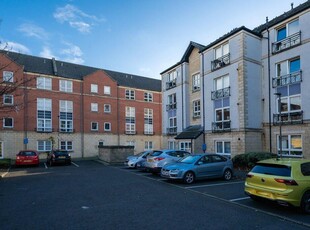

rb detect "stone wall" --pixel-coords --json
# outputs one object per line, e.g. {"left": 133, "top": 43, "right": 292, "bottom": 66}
{"left": 98, "top": 145, "right": 134, "bottom": 164}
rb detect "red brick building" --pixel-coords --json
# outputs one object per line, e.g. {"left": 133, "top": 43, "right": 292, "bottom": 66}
{"left": 0, "top": 51, "right": 162, "bottom": 159}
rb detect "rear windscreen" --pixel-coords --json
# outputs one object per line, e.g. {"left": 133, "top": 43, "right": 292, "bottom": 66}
{"left": 251, "top": 163, "right": 291, "bottom": 177}
{"left": 20, "top": 151, "right": 36, "bottom": 156}
{"left": 150, "top": 151, "right": 163, "bottom": 156}
{"left": 301, "top": 163, "right": 310, "bottom": 176}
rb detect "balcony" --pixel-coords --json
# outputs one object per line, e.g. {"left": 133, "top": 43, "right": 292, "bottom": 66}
{"left": 167, "top": 127, "right": 177, "bottom": 135}
{"left": 272, "top": 70, "right": 302, "bottom": 88}
{"left": 166, "top": 103, "right": 177, "bottom": 111}
{"left": 211, "top": 53, "right": 230, "bottom": 71}
{"left": 272, "top": 31, "right": 301, "bottom": 54}
{"left": 211, "top": 87, "right": 230, "bottom": 100}
{"left": 35, "top": 128, "right": 53, "bottom": 133}
{"left": 166, "top": 79, "right": 176, "bottom": 90}
{"left": 58, "top": 128, "right": 75, "bottom": 133}
{"left": 212, "top": 121, "right": 231, "bottom": 133}
{"left": 144, "top": 131, "right": 154, "bottom": 135}
{"left": 125, "top": 130, "right": 137, "bottom": 135}
{"left": 273, "top": 111, "right": 303, "bottom": 125}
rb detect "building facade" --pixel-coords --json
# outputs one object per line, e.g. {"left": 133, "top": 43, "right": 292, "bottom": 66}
{"left": 161, "top": 1, "right": 310, "bottom": 159}
{"left": 0, "top": 52, "right": 162, "bottom": 159}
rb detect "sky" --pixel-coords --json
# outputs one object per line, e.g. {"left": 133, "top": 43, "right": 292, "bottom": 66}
{"left": 0, "top": 0, "right": 307, "bottom": 79}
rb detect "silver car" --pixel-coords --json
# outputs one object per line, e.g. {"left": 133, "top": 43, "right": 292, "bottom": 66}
{"left": 145, "top": 149, "right": 191, "bottom": 173}
{"left": 161, "top": 154, "right": 233, "bottom": 184}
{"left": 124, "top": 150, "right": 152, "bottom": 168}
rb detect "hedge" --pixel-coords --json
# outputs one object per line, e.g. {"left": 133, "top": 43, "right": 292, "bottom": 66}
{"left": 232, "top": 152, "right": 277, "bottom": 170}
{"left": 0, "top": 158, "right": 11, "bottom": 168}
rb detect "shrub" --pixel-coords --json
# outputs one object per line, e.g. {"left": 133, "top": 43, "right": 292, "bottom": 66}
{"left": 0, "top": 158, "right": 11, "bottom": 168}
{"left": 232, "top": 152, "right": 276, "bottom": 170}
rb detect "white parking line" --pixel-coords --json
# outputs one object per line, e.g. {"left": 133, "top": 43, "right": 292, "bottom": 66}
{"left": 71, "top": 162, "right": 79, "bottom": 167}
{"left": 230, "top": 197, "right": 251, "bottom": 202}
{"left": 44, "top": 163, "right": 48, "bottom": 169}
{"left": 185, "top": 181, "right": 244, "bottom": 189}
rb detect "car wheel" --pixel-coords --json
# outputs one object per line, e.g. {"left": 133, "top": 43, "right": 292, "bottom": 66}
{"left": 223, "top": 169, "right": 232, "bottom": 181}
{"left": 301, "top": 191, "right": 310, "bottom": 214}
{"left": 183, "top": 171, "right": 195, "bottom": 184}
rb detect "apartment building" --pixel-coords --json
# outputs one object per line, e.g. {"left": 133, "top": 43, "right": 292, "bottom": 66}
{"left": 0, "top": 52, "right": 162, "bottom": 159}
{"left": 161, "top": 0, "right": 310, "bottom": 159}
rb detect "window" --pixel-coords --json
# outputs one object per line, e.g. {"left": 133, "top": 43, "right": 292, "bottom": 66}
{"left": 59, "top": 100, "right": 73, "bottom": 132}
{"left": 37, "top": 77, "right": 52, "bottom": 90}
{"left": 215, "top": 75, "right": 229, "bottom": 91}
{"left": 60, "top": 141, "right": 73, "bottom": 151}
{"left": 3, "top": 71, "right": 13, "bottom": 82}
{"left": 167, "top": 93, "right": 176, "bottom": 110}
{"left": 91, "top": 122, "right": 98, "bottom": 131}
{"left": 278, "top": 134, "right": 302, "bottom": 156}
{"left": 98, "top": 141, "right": 104, "bottom": 146}
{"left": 37, "top": 98, "right": 52, "bottom": 132}
{"left": 91, "top": 103, "right": 98, "bottom": 112}
{"left": 276, "top": 19, "right": 299, "bottom": 41}
{"left": 3, "top": 117, "right": 13, "bottom": 128}
{"left": 276, "top": 84, "right": 301, "bottom": 114}
{"left": 104, "top": 104, "right": 111, "bottom": 113}
{"left": 212, "top": 75, "right": 230, "bottom": 100}
{"left": 168, "top": 109, "right": 177, "bottom": 134}
{"left": 3, "top": 94, "right": 13, "bottom": 105}
{"left": 144, "top": 108, "right": 153, "bottom": 134}
{"left": 168, "top": 140, "right": 177, "bottom": 150}
{"left": 274, "top": 58, "right": 301, "bottom": 87}
{"left": 193, "top": 100, "right": 200, "bottom": 118}
{"left": 145, "top": 141, "right": 153, "bottom": 150}
{"left": 216, "top": 141, "right": 231, "bottom": 156}
{"left": 180, "top": 142, "right": 191, "bottom": 152}
{"left": 104, "top": 86, "right": 111, "bottom": 95}
{"left": 215, "top": 43, "right": 229, "bottom": 59}
{"left": 213, "top": 98, "right": 230, "bottom": 131}
{"left": 126, "top": 141, "right": 135, "bottom": 149}
{"left": 91, "top": 84, "right": 98, "bottom": 93}
{"left": 104, "top": 122, "right": 111, "bottom": 131}
{"left": 166, "top": 70, "right": 177, "bottom": 89}
{"left": 59, "top": 80, "right": 73, "bottom": 92}
{"left": 144, "top": 92, "right": 153, "bottom": 102}
{"left": 125, "top": 107, "right": 135, "bottom": 134}
{"left": 192, "top": 73, "right": 200, "bottom": 91}
{"left": 37, "top": 140, "right": 52, "bottom": 152}
{"left": 125, "top": 89, "right": 135, "bottom": 100}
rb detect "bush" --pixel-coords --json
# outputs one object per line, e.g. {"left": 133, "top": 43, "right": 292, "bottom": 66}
{"left": 0, "top": 158, "right": 11, "bottom": 168}
{"left": 232, "top": 152, "right": 276, "bottom": 170}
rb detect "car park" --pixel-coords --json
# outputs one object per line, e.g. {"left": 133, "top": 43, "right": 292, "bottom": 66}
{"left": 124, "top": 150, "right": 152, "bottom": 168}
{"left": 161, "top": 153, "right": 233, "bottom": 184}
{"left": 15, "top": 150, "right": 40, "bottom": 166}
{"left": 145, "top": 149, "right": 190, "bottom": 173}
{"left": 245, "top": 158, "right": 310, "bottom": 214}
{"left": 46, "top": 150, "right": 71, "bottom": 166}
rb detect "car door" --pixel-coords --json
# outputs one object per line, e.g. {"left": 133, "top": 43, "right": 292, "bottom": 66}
{"left": 195, "top": 155, "right": 214, "bottom": 178}
{"left": 209, "top": 155, "right": 227, "bottom": 177}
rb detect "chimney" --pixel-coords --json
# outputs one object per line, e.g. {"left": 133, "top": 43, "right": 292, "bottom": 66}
{"left": 52, "top": 58, "right": 58, "bottom": 76}
{"left": 291, "top": 3, "right": 294, "bottom": 10}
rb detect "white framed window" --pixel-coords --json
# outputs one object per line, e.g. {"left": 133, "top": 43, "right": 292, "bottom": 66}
{"left": 144, "top": 108, "right": 153, "bottom": 135}
{"left": 37, "top": 77, "right": 52, "bottom": 90}
{"left": 37, "top": 98, "right": 52, "bottom": 132}
{"left": 3, "top": 94, "right": 13, "bottom": 105}
{"left": 276, "top": 84, "right": 301, "bottom": 114}
{"left": 168, "top": 140, "right": 177, "bottom": 150}
{"left": 37, "top": 140, "right": 52, "bottom": 152}
{"left": 104, "top": 104, "right": 111, "bottom": 113}
{"left": 216, "top": 141, "right": 231, "bottom": 157}
{"left": 60, "top": 141, "right": 73, "bottom": 151}
{"left": 144, "top": 92, "right": 153, "bottom": 102}
{"left": 3, "top": 71, "right": 13, "bottom": 82}
{"left": 91, "top": 84, "right": 98, "bottom": 93}
{"left": 125, "top": 89, "right": 135, "bottom": 100}
{"left": 192, "top": 73, "right": 200, "bottom": 91}
{"left": 180, "top": 142, "right": 191, "bottom": 152}
{"left": 59, "top": 80, "right": 73, "bottom": 92}
{"left": 215, "top": 43, "right": 229, "bottom": 59}
{"left": 126, "top": 141, "right": 136, "bottom": 149}
{"left": 125, "top": 106, "right": 136, "bottom": 134}
{"left": 276, "top": 19, "right": 299, "bottom": 41}
{"left": 59, "top": 100, "right": 73, "bottom": 132}
{"left": 168, "top": 70, "right": 177, "bottom": 82}
{"left": 91, "top": 122, "right": 98, "bottom": 131}
{"left": 91, "top": 103, "right": 98, "bottom": 112}
{"left": 3, "top": 117, "right": 13, "bottom": 128}
{"left": 104, "top": 86, "right": 111, "bottom": 95}
{"left": 145, "top": 141, "right": 153, "bottom": 150}
{"left": 214, "top": 75, "right": 229, "bottom": 90}
{"left": 104, "top": 122, "right": 111, "bottom": 131}
{"left": 278, "top": 134, "right": 302, "bottom": 156}
{"left": 193, "top": 100, "right": 200, "bottom": 118}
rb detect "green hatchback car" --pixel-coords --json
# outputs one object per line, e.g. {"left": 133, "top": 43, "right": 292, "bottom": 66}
{"left": 245, "top": 158, "right": 310, "bottom": 214}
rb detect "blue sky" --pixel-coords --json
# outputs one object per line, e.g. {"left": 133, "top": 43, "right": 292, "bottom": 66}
{"left": 0, "top": 0, "right": 307, "bottom": 79}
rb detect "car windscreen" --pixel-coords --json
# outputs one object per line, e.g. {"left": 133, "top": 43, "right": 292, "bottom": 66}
{"left": 180, "top": 155, "right": 201, "bottom": 164}
{"left": 20, "top": 151, "right": 36, "bottom": 156}
{"left": 251, "top": 163, "right": 291, "bottom": 177}
{"left": 150, "top": 151, "right": 163, "bottom": 157}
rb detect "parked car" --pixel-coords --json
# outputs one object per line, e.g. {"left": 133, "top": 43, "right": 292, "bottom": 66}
{"left": 124, "top": 150, "right": 152, "bottom": 168}
{"left": 47, "top": 150, "right": 71, "bottom": 166}
{"left": 145, "top": 149, "right": 191, "bottom": 173}
{"left": 161, "top": 153, "right": 233, "bottom": 184}
{"left": 245, "top": 158, "right": 310, "bottom": 214}
{"left": 15, "top": 150, "right": 40, "bottom": 166}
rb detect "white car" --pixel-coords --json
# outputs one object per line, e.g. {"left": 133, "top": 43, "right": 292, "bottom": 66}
{"left": 124, "top": 151, "right": 152, "bottom": 168}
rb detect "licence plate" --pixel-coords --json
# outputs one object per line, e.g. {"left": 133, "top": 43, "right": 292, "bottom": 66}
{"left": 147, "top": 159, "right": 153, "bottom": 162}
{"left": 59, "top": 156, "right": 66, "bottom": 159}
{"left": 24, "top": 160, "right": 32, "bottom": 162}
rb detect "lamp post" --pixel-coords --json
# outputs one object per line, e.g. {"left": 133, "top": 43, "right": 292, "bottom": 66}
{"left": 274, "top": 93, "right": 282, "bottom": 158}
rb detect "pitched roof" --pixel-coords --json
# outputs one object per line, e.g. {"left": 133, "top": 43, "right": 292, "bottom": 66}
{"left": 174, "top": 125, "right": 203, "bottom": 140}
{"left": 1, "top": 51, "right": 161, "bottom": 92}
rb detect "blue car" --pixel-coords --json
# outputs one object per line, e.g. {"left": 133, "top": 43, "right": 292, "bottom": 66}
{"left": 161, "top": 154, "right": 233, "bottom": 184}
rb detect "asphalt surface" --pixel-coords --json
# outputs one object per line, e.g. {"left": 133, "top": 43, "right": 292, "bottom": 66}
{"left": 0, "top": 161, "right": 309, "bottom": 230}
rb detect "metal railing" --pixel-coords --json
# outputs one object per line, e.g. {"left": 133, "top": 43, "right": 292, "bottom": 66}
{"left": 166, "top": 79, "right": 177, "bottom": 90}
{"left": 272, "top": 31, "right": 301, "bottom": 54}
{"left": 166, "top": 127, "right": 177, "bottom": 135}
{"left": 212, "top": 121, "right": 231, "bottom": 132}
{"left": 272, "top": 70, "right": 302, "bottom": 88}
{"left": 211, "top": 87, "right": 230, "bottom": 100}
{"left": 273, "top": 111, "right": 303, "bottom": 125}
{"left": 166, "top": 103, "right": 177, "bottom": 111}
{"left": 211, "top": 53, "right": 230, "bottom": 71}
{"left": 35, "top": 127, "right": 53, "bottom": 133}
{"left": 58, "top": 128, "right": 75, "bottom": 133}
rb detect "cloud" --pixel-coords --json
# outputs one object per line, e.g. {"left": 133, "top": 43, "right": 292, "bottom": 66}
{"left": 53, "top": 4, "right": 105, "bottom": 34}
{"left": 18, "top": 23, "right": 48, "bottom": 40}
{"left": 0, "top": 41, "right": 30, "bottom": 54}
{"left": 60, "top": 43, "right": 84, "bottom": 64}
{"left": 39, "top": 46, "right": 56, "bottom": 59}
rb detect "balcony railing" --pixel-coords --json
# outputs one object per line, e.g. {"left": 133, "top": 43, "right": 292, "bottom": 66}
{"left": 211, "top": 87, "right": 230, "bottom": 100}
{"left": 125, "top": 130, "right": 137, "bottom": 135}
{"left": 144, "top": 131, "right": 154, "bottom": 135}
{"left": 211, "top": 53, "right": 230, "bottom": 71}
{"left": 166, "top": 103, "right": 177, "bottom": 111}
{"left": 272, "top": 31, "right": 301, "bottom": 54}
{"left": 166, "top": 79, "right": 176, "bottom": 90}
{"left": 273, "top": 111, "right": 303, "bottom": 125}
{"left": 212, "top": 121, "right": 231, "bottom": 132}
{"left": 272, "top": 70, "right": 302, "bottom": 88}
{"left": 167, "top": 127, "right": 177, "bottom": 135}
{"left": 58, "top": 128, "right": 75, "bottom": 133}
{"left": 35, "top": 127, "right": 53, "bottom": 133}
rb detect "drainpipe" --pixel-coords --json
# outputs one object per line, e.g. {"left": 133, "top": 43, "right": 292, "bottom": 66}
{"left": 181, "top": 64, "right": 184, "bottom": 131}
{"left": 266, "top": 17, "right": 272, "bottom": 153}
{"left": 23, "top": 66, "right": 28, "bottom": 150}
{"left": 117, "top": 84, "right": 120, "bottom": 145}
{"left": 201, "top": 53, "right": 206, "bottom": 148}
{"left": 80, "top": 80, "right": 84, "bottom": 158}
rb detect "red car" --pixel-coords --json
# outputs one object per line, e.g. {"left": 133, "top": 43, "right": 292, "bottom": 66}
{"left": 15, "top": 150, "right": 40, "bottom": 166}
